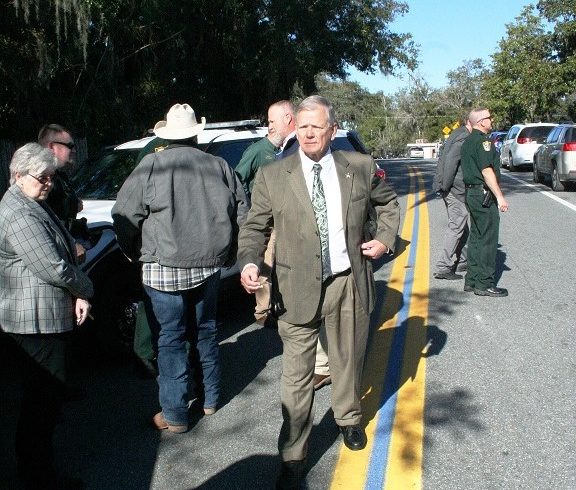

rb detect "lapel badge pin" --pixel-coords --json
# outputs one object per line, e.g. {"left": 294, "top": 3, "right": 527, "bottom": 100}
{"left": 346, "top": 172, "right": 351, "bottom": 179}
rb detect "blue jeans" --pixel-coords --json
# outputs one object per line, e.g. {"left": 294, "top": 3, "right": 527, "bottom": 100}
{"left": 143, "top": 271, "right": 220, "bottom": 425}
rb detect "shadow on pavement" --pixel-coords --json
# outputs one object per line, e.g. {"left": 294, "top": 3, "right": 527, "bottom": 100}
{"left": 194, "top": 454, "right": 279, "bottom": 489}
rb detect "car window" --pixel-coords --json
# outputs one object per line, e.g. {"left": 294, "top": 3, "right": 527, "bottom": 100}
{"left": 332, "top": 133, "right": 367, "bottom": 154}
{"left": 74, "top": 150, "right": 139, "bottom": 200}
{"left": 519, "top": 126, "right": 555, "bottom": 143}
{"left": 567, "top": 127, "right": 576, "bottom": 142}
{"left": 507, "top": 127, "right": 520, "bottom": 140}
{"left": 206, "top": 138, "right": 262, "bottom": 169}
{"left": 560, "top": 126, "right": 576, "bottom": 143}
{"left": 546, "top": 126, "right": 561, "bottom": 143}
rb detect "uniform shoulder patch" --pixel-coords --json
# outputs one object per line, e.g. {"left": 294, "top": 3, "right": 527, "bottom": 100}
{"left": 482, "top": 141, "right": 491, "bottom": 152}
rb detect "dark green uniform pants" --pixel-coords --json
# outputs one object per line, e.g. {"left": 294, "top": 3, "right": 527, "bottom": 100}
{"left": 465, "top": 187, "right": 500, "bottom": 290}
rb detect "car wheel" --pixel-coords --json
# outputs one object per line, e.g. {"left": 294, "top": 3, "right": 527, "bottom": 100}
{"left": 533, "top": 161, "right": 542, "bottom": 183}
{"left": 508, "top": 152, "right": 516, "bottom": 172}
{"left": 551, "top": 164, "right": 565, "bottom": 191}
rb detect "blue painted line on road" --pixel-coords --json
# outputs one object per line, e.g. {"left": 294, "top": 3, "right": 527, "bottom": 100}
{"left": 365, "top": 176, "right": 421, "bottom": 489}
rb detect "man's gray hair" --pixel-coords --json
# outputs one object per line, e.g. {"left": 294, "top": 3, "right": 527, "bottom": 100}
{"left": 10, "top": 143, "right": 58, "bottom": 184}
{"left": 297, "top": 95, "right": 336, "bottom": 125}
{"left": 270, "top": 100, "right": 295, "bottom": 116}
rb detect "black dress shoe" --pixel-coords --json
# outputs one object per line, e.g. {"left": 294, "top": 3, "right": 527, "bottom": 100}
{"left": 433, "top": 271, "right": 462, "bottom": 280}
{"left": 276, "top": 460, "right": 306, "bottom": 490}
{"left": 474, "top": 286, "right": 508, "bottom": 297}
{"left": 340, "top": 424, "right": 367, "bottom": 451}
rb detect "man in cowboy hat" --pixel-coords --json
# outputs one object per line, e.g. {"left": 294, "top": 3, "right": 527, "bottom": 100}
{"left": 112, "top": 103, "right": 249, "bottom": 432}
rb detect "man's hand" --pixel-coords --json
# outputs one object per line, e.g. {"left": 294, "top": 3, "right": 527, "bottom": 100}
{"left": 75, "top": 242, "right": 86, "bottom": 264}
{"left": 497, "top": 197, "right": 509, "bottom": 212}
{"left": 240, "top": 265, "right": 262, "bottom": 294}
{"left": 361, "top": 239, "right": 388, "bottom": 260}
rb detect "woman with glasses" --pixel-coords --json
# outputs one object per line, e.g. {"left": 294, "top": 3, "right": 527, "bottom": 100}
{"left": 0, "top": 143, "right": 93, "bottom": 489}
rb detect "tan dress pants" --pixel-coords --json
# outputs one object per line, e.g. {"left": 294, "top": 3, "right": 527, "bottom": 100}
{"left": 255, "top": 229, "right": 276, "bottom": 324}
{"left": 277, "top": 272, "right": 369, "bottom": 461}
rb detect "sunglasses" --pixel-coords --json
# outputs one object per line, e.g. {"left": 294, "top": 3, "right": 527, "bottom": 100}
{"left": 52, "top": 141, "right": 76, "bottom": 150}
{"left": 28, "top": 173, "right": 54, "bottom": 185}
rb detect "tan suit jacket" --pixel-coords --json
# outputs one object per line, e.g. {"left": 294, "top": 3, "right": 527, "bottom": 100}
{"left": 238, "top": 150, "right": 400, "bottom": 325}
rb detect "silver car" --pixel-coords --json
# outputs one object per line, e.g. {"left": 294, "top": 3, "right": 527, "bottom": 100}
{"left": 533, "top": 123, "right": 576, "bottom": 191}
{"left": 500, "top": 123, "right": 557, "bottom": 171}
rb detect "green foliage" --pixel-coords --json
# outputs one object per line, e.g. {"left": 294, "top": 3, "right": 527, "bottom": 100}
{"left": 481, "top": 6, "right": 564, "bottom": 125}
{"left": 0, "top": 0, "right": 417, "bottom": 152}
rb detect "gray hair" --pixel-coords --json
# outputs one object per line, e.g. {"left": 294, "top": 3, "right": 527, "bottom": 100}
{"left": 269, "top": 100, "right": 295, "bottom": 117}
{"left": 10, "top": 143, "right": 58, "bottom": 184}
{"left": 297, "top": 95, "right": 336, "bottom": 125}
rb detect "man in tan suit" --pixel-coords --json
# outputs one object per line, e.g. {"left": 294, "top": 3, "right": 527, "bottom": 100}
{"left": 238, "top": 95, "right": 400, "bottom": 489}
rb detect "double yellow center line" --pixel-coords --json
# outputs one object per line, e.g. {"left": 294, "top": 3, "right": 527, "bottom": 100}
{"left": 331, "top": 167, "right": 429, "bottom": 489}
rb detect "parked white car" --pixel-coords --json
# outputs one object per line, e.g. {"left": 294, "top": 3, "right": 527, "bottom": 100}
{"left": 500, "top": 123, "right": 557, "bottom": 171}
{"left": 409, "top": 146, "right": 424, "bottom": 158}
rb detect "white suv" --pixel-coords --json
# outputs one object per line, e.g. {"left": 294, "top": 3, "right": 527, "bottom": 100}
{"left": 72, "top": 121, "right": 368, "bottom": 357}
{"left": 500, "top": 123, "right": 557, "bottom": 171}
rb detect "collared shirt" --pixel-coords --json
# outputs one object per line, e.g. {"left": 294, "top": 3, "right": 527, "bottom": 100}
{"left": 142, "top": 262, "right": 220, "bottom": 292}
{"left": 461, "top": 129, "right": 501, "bottom": 185}
{"left": 299, "top": 148, "right": 351, "bottom": 275}
{"left": 279, "top": 131, "right": 296, "bottom": 152}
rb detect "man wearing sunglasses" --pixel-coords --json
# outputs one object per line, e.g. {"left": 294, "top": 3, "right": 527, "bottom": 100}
{"left": 460, "top": 109, "right": 509, "bottom": 297}
{"left": 38, "top": 124, "right": 83, "bottom": 221}
{"left": 38, "top": 124, "right": 85, "bottom": 263}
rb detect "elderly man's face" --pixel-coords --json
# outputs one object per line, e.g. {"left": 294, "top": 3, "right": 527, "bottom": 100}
{"left": 296, "top": 106, "right": 337, "bottom": 162}
{"left": 267, "top": 105, "right": 293, "bottom": 147}
{"left": 48, "top": 131, "right": 76, "bottom": 167}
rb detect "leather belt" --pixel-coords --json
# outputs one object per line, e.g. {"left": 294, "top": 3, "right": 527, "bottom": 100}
{"left": 324, "top": 268, "right": 351, "bottom": 284}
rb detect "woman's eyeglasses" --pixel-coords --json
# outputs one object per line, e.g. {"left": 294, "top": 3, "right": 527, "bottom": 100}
{"left": 28, "top": 173, "right": 54, "bottom": 185}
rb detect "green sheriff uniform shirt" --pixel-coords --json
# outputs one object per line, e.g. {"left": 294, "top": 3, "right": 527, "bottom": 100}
{"left": 235, "top": 137, "right": 278, "bottom": 196}
{"left": 461, "top": 128, "right": 501, "bottom": 185}
{"left": 136, "top": 136, "right": 170, "bottom": 164}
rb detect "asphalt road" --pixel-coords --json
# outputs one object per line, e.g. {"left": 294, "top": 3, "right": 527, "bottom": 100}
{"left": 1, "top": 159, "right": 574, "bottom": 490}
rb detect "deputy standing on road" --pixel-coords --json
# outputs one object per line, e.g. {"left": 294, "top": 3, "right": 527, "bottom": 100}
{"left": 460, "top": 108, "right": 509, "bottom": 297}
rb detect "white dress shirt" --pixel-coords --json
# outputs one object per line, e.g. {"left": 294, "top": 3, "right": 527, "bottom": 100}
{"left": 299, "top": 148, "right": 351, "bottom": 275}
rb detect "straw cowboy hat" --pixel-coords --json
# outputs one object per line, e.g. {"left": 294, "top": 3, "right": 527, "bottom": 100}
{"left": 153, "top": 103, "right": 206, "bottom": 140}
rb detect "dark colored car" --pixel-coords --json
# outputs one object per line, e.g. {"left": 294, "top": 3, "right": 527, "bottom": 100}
{"left": 489, "top": 131, "right": 508, "bottom": 154}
